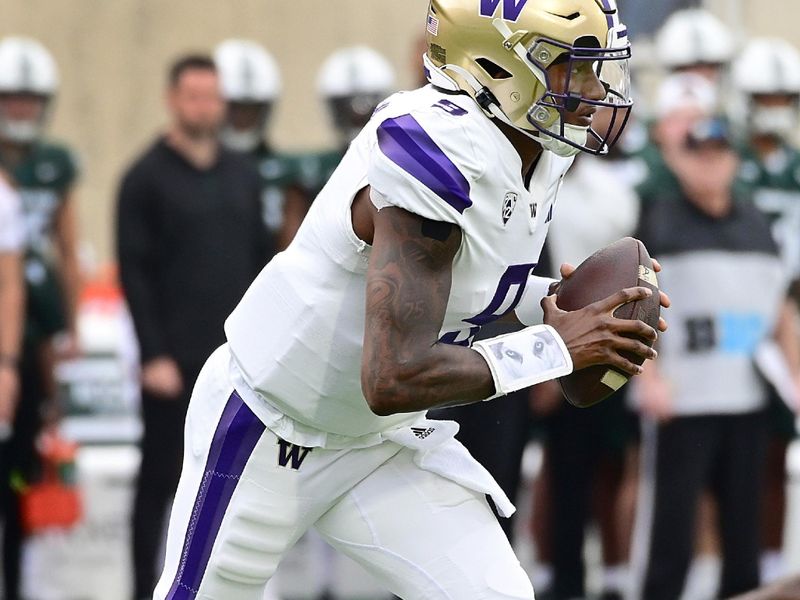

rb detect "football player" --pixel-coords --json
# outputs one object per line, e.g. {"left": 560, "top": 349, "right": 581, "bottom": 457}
{"left": 0, "top": 37, "right": 80, "bottom": 352}
{"left": 214, "top": 39, "right": 308, "bottom": 251}
{"left": 0, "top": 36, "right": 81, "bottom": 599}
{"left": 294, "top": 46, "right": 397, "bottom": 202}
{"left": 735, "top": 38, "right": 800, "bottom": 297}
{"left": 154, "top": 1, "right": 668, "bottom": 599}
{"left": 734, "top": 37, "right": 800, "bottom": 585}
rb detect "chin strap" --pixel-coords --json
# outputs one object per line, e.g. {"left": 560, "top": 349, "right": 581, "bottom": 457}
{"left": 538, "top": 123, "right": 587, "bottom": 157}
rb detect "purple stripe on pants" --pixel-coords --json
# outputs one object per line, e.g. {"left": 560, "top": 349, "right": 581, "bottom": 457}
{"left": 377, "top": 114, "right": 472, "bottom": 214}
{"left": 166, "top": 391, "right": 265, "bottom": 599}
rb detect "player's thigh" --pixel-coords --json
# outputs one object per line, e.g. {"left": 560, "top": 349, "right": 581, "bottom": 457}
{"left": 154, "top": 358, "right": 308, "bottom": 599}
{"left": 314, "top": 448, "right": 534, "bottom": 600}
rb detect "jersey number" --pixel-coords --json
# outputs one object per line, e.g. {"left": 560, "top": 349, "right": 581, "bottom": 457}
{"left": 439, "top": 264, "right": 536, "bottom": 346}
{"left": 432, "top": 99, "right": 467, "bottom": 116}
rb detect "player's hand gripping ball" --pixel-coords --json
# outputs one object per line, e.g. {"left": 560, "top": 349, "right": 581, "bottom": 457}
{"left": 556, "top": 237, "right": 661, "bottom": 407}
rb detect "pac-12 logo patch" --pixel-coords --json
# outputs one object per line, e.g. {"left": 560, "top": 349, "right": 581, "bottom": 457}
{"left": 502, "top": 192, "right": 518, "bottom": 226}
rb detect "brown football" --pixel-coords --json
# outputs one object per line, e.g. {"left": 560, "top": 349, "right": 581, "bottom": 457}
{"left": 556, "top": 237, "right": 661, "bottom": 408}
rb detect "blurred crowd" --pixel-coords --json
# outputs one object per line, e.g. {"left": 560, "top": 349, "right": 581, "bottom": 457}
{"left": 0, "top": 5, "right": 799, "bottom": 600}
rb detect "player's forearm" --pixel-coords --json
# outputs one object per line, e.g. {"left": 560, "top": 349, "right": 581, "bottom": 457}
{"left": 0, "top": 254, "right": 24, "bottom": 362}
{"left": 361, "top": 343, "right": 495, "bottom": 415}
{"left": 55, "top": 196, "right": 82, "bottom": 332}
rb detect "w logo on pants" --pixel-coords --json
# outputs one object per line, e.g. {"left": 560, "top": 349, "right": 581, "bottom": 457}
{"left": 277, "top": 439, "right": 313, "bottom": 470}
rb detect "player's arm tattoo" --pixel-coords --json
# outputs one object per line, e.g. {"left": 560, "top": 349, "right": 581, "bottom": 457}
{"left": 362, "top": 206, "right": 495, "bottom": 415}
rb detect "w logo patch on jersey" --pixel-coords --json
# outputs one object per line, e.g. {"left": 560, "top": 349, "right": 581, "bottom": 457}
{"left": 479, "top": 0, "right": 530, "bottom": 21}
{"left": 502, "top": 192, "right": 518, "bottom": 226}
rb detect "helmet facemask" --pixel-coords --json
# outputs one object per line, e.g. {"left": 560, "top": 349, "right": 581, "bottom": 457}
{"left": 469, "top": 18, "right": 634, "bottom": 157}
{"left": 524, "top": 37, "right": 633, "bottom": 156}
{"left": 749, "top": 93, "right": 800, "bottom": 139}
{"left": 0, "top": 92, "right": 52, "bottom": 144}
{"left": 327, "top": 93, "right": 387, "bottom": 146}
{"left": 221, "top": 101, "right": 273, "bottom": 152}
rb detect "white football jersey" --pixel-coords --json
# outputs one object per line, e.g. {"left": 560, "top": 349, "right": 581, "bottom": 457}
{"left": 225, "top": 85, "right": 572, "bottom": 445}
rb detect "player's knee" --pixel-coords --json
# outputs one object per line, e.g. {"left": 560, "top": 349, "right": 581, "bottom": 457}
{"left": 208, "top": 502, "right": 293, "bottom": 587}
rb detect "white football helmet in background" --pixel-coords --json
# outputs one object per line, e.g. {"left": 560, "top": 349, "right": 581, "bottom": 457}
{"left": 214, "top": 39, "right": 282, "bottom": 152}
{"left": 0, "top": 36, "right": 59, "bottom": 143}
{"left": 733, "top": 38, "right": 800, "bottom": 138}
{"left": 317, "top": 46, "right": 396, "bottom": 145}
{"left": 655, "top": 8, "right": 734, "bottom": 73}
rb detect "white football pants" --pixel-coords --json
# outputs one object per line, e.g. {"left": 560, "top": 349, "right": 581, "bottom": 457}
{"left": 153, "top": 347, "right": 534, "bottom": 600}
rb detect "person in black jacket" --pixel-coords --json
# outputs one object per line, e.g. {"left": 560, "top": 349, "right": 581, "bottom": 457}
{"left": 116, "top": 54, "right": 270, "bottom": 600}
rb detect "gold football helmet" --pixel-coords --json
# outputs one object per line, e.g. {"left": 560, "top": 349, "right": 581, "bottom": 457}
{"left": 424, "top": 0, "right": 632, "bottom": 156}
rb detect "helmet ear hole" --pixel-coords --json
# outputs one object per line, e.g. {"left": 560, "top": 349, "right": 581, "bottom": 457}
{"left": 475, "top": 58, "right": 513, "bottom": 80}
{"left": 573, "top": 35, "right": 601, "bottom": 50}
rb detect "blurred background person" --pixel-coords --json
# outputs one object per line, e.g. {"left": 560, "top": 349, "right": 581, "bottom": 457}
{"left": 0, "top": 169, "right": 25, "bottom": 600}
{"left": 214, "top": 39, "right": 309, "bottom": 251}
{"left": 633, "top": 8, "right": 736, "bottom": 208}
{"left": 0, "top": 169, "right": 23, "bottom": 430}
{"left": 631, "top": 112, "right": 799, "bottom": 600}
{"left": 294, "top": 46, "right": 395, "bottom": 203}
{"left": 635, "top": 72, "right": 722, "bottom": 204}
{"left": 0, "top": 35, "right": 81, "bottom": 600}
{"left": 733, "top": 36, "right": 800, "bottom": 585}
{"left": 116, "top": 54, "right": 269, "bottom": 600}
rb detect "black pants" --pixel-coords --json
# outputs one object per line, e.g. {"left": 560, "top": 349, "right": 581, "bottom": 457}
{"left": 642, "top": 412, "right": 768, "bottom": 600}
{"left": 545, "top": 391, "right": 631, "bottom": 599}
{"left": 0, "top": 348, "right": 45, "bottom": 600}
{"left": 131, "top": 362, "right": 201, "bottom": 600}
{"left": 429, "top": 390, "right": 531, "bottom": 541}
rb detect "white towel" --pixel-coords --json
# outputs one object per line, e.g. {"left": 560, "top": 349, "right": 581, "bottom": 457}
{"left": 386, "top": 419, "right": 516, "bottom": 518}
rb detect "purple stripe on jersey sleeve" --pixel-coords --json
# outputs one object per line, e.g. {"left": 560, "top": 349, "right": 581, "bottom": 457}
{"left": 166, "top": 391, "right": 265, "bottom": 599}
{"left": 377, "top": 114, "right": 473, "bottom": 214}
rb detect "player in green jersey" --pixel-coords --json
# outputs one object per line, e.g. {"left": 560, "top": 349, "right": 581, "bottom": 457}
{"left": 735, "top": 38, "right": 800, "bottom": 296}
{"left": 733, "top": 37, "right": 800, "bottom": 585}
{"left": 215, "top": 39, "right": 308, "bottom": 252}
{"left": 0, "top": 37, "right": 80, "bottom": 352}
{"left": 294, "top": 47, "right": 396, "bottom": 202}
{"left": 0, "top": 36, "right": 81, "bottom": 600}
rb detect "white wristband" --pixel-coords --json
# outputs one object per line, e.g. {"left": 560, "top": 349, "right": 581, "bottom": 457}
{"left": 515, "top": 274, "right": 558, "bottom": 326}
{"left": 473, "top": 324, "right": 573, "bottom": 397}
